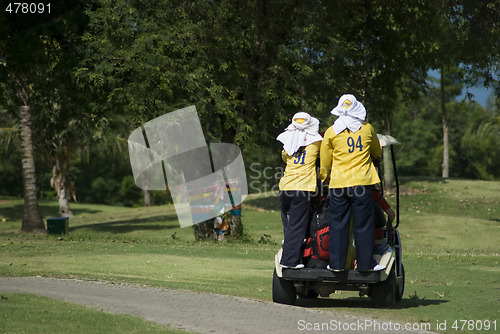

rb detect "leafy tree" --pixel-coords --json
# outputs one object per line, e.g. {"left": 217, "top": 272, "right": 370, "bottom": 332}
{"left": 392, "top": 91, "right": 442, "bottom": 176}
{"left": 3, "top": 0, "right": 499, "bottom": 235}
{"left": 76, "top": 0, "right": 325, "bottom": 147}
{"left": 76, "top": 0, "right": 324, "bottom": 238}
{"left": 299, "top": 0, "right": 446, "bottom": 189}
{"left": 76, "top": 0, "right": 500, "bottom": 203}
{"left": 1, "top": 15, "right": 49, "bottom": 232}
{"left": 0, "top": 109, "right": 22, "bottom": 195}
{"left": 460, "top": 106, "right": 500, "bottom": 179}
{"left": 437, "top": 66, "right": 465, "bottom": 177}
{"left": 392, "top": 89, "right": 500, "bottom": 180}
{"left": 77, "top": 0, "right": 450, "bottom": 196}
{"left": 0, "top": 1, "right": 90, "bottom": 231}
{"left": 428, "top": 0, "right": 500, "bottom": 178}
{"left": 461, "top": 0, "right": 500, "bottom": 95}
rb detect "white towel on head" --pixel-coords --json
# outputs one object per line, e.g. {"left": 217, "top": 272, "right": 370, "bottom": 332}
{"left": 277, "top": 112, "right": 323, "bottom": 156}
{"left": 331, "top": 94, "right": 366, "bottom": 135}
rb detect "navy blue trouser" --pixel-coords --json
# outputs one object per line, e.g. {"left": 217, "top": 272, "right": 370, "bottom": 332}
{"left": 279, "top": 191, "right": 311, "bottom": 267}
{"left": 328, "top": 186, "right": 375, "bottom": 271}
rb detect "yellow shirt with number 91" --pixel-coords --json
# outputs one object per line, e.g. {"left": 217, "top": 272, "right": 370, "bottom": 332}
{"left": 279, "top": 141, "right": 321, "bottom": 192}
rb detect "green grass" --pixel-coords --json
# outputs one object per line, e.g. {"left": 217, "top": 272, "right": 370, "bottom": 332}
{"left": 1, "top": 178, "right": 499, "bottom": 333}
{"left": 0, "top": 293, "right": 188, "bottom": 334}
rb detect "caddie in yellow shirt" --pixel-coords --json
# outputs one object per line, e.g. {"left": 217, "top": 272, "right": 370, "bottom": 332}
{"left": 320, "top": 94, "right": 383, "bottom": 272}
{"left": 277, "top": 112, "right": 322, "bottom": 269}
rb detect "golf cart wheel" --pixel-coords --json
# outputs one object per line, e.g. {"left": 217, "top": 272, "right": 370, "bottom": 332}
{"left": 297, "top": 289, "right": 319, "bottom": 299}
{"left": 396, "top": 263, "right": 405, "bottom": 302}
{"left": 272, "top": 268, "right": 297, "bottom": 305}
{"left": 370, "top": 265, "right": 396, "bottom": 308}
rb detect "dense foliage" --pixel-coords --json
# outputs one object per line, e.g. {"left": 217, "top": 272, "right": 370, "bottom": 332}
{"left": 391, "top": 91, "right": 499, "bottom": 179}
{"left": 1, "top": 0, "right": 499, "bottom": 216}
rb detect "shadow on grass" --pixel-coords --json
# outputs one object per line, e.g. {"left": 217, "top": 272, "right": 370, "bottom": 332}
{"left": 70, "top": 214, "right": 180, "bottom": 234}
{"left": 399, "top": 176, "right": 449, "bottom": 184}
{"left": 244, "top": 196, "right": 280, "bottom": 211}
{"left": 0, "top": 204, "right": 102, "bottom": 221}
{"left": 296, "top": 296, "right": 448, "bottom": 309}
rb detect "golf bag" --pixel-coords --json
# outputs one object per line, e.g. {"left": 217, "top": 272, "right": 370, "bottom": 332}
{"left": 303, "top": 197, "right": 329, "bottom": 262}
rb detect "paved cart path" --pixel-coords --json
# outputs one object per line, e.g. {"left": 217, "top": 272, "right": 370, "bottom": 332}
{"left": 0, "top": 277, "right": 435, "bottom": 334}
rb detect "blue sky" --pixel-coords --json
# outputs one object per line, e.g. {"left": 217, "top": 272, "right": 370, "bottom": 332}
{"left": 460, "top": 86, "right": 495, "bottom": 108}
{"left": 427, "top": 69, "right": 496, "bottom": 108}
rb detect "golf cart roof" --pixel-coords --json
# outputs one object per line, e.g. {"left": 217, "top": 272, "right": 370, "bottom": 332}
{"left": 377, "top": 134, "right": 399, "bottom": 147}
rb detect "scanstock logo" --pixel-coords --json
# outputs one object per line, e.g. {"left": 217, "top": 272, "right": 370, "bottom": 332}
{"left": 127, "top": 106, "right": 247, "bottom": 227}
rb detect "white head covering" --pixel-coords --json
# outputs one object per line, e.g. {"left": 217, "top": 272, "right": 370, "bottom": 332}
{"left": 331, "top": 94, "right": 366, "bottom": 135}
{"left": 276, "top": 112, "right": 323, "bottom": 156}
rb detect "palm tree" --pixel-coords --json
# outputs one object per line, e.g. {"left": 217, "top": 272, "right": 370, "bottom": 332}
{"left": 461, "top": 114, "right": 500, "bottom": 179}
{"left": 17, "top": 78, "right": 45, "bottom": 233}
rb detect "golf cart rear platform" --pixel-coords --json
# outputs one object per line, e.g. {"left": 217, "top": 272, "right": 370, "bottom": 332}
{"left": 273, "top": 246, "right": 404, "bottom": 308}
{"left": 283, "top": 267, "right": 385, "bottom": 284}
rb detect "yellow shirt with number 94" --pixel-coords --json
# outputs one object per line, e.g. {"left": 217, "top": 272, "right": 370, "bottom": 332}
{"left": 279, "top": 141, "right": 321, "bottom": 192}
{"left": 320, "top": 122, "right": 382, "bottom": 188}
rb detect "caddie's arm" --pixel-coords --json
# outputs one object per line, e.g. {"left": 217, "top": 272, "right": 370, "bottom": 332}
{"left": 281, "top": 150, "right": 288, "bottom": 163}
{"left": 319, "top": 128, "right": 333, "bottom": 182}
{"left": 369, "top": 125, "right": 383, "bottom": 160}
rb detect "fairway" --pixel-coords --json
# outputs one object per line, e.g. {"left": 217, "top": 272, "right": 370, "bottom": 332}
{"left": 2, "top": 1, "right": 499, "bottom": 332}
{"left": 1, "top": 178, "right": 499, "bottom": 333}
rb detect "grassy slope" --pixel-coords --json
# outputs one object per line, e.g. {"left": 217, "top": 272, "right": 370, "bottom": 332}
{"left": 0, "top": 178, "right": 499, "bottom": 333}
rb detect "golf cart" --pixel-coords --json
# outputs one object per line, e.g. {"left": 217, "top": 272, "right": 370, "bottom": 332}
{"left": 272, "top": 135, "right": 404, "bottom": 308}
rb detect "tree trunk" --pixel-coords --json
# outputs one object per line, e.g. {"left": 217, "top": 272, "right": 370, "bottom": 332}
{"left": 193, "top": 207, "right": 243, "bottom": 241}
{"left": 193, "top": 220, "right": 217, "bottom": 240}
{"left": 228, "top": 206, "right": 243, "bottom": 239}
{"left": 441, "top": 67, "right": 449, "bottom": 178}
{"left": 58, "top": 187, "right": 74, "bottom": 217}
{"left": 51, "top": 162, "right": 74, "bottom": 218}
{"left": 143, "top": 188, "right": 151, "bottom": 207}
{"left": 20, "top": 104, "right": 45, "bottom": 233}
